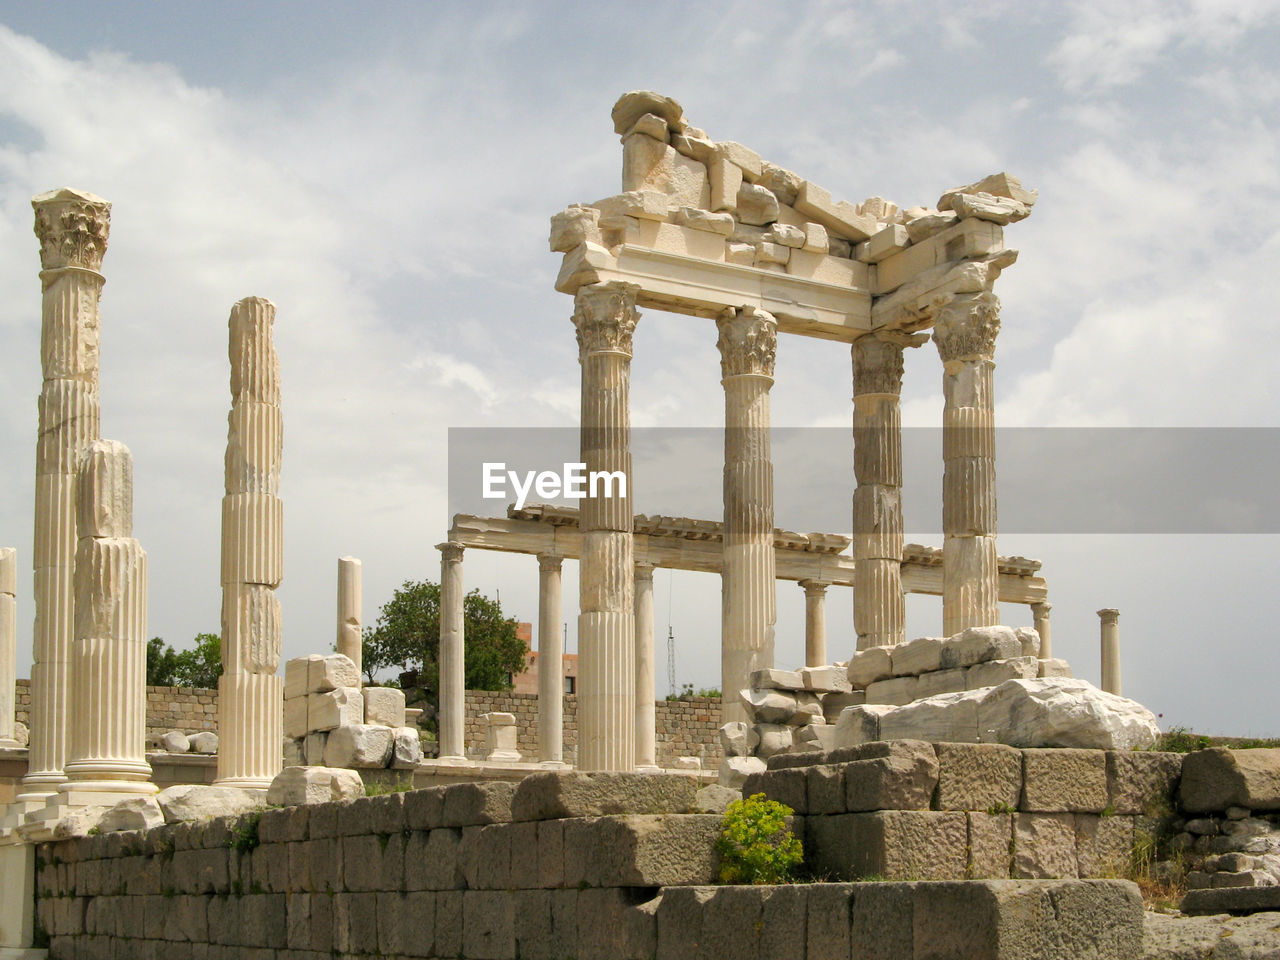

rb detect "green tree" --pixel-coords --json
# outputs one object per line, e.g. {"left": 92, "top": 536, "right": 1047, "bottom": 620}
{"left": 145, "top": 633, "right": 223, "bottom": 689}
{"left": 361, "top": 579, "right": 527, "bottom": 694}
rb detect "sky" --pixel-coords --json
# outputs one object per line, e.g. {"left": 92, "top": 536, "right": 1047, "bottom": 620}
{"left": 1, "top": 1, "right": 1278, "bottom": 735}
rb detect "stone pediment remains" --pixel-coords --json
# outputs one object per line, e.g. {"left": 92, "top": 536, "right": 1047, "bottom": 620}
{"left": 551, "top": 89, "right": 1036, "bottom": 342}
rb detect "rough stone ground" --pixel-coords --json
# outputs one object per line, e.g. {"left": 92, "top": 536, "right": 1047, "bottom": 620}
{"left": 1145, "top": 910, "right": 1280, "bottom": 958}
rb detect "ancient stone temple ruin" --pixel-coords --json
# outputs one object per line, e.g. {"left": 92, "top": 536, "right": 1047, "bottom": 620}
{"left": 1, "top": 90, "right": 1262, "bottom": 959}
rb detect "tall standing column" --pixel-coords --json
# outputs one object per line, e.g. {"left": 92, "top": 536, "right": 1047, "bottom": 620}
{"left": 634, "top": 562, "right": 657, "bottom": 771}
{"left": 1099, "top": 608, "right": 1121, "bottom": 694}
{"left": 22, "top": 188, "right": 109, "bottom": 800}
{"left": 933, "top": 292, "right": 1002, "bottom": 637}
{"left": 59, "top": 440, "right": 155, "bottom": 802}
{"left": 852, "top": 334, "right": 913, "bottom": 650}
{"left": 336, "top": 557, "right": 362, "bottom": 680}
{"left": 215, "top": 297, "right": 284, "bottom": 791}
{"left": 0, "top": 548, "right": 17, "bottom": 747}
{"left": 718, "top": 306, "right": 777, "bottom": 724}
{"left": 536, "top": 554, "right": 566, "bottom": 767}
{"left": 1031, "top": 601, "right": 1053, "bottom": 659}
{"left": 437, "top": 542, "right": 466, "bottom": 763}
{"left": 573, "top": 281, "right": 639, "bottom": 771}
{"left": 799, "top": 580, "right": 829, "bottom": 667}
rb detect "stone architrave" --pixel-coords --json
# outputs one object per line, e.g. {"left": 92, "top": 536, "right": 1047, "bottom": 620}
{"left": 573, "top": 281, "right": 639, "bottom": 770}
{"left": 437, "top": 541, "right": 467, "bottom": 763}
{"left": 933, "top": 291, "right": 1002, "bottom": 636}
{"left": 1098, "top": 608, "right": 1121, "bottom": 695}
{"left": 717, "top": 306, "right": 778, "bottom": 724}
{"left": 22, "top": 188, "right": 109, "bottom": 801}
{"left": 0, "top": 548, "right": 18, "bottom": 746}
{"left": 59, "top": 440, "right": 156, "bottom": 802}
{"left": 852, "top": 333, "right": 921, "bottom": 650}
{"left": 634, "top": 562, "right": 658, "bottom": 770}
{"left": 799, "top": 579, "right": 829, "bottom": 667}
{"left": 536, "top": 554, "right": 566, "bottom": 766}
{"left": 214, "top": 297, "right": 284, "bottom": 791}
{"left": 1031, "top": 601, "right": 1052, "bottom": 659}
{"left": 336, "top": 556, "right": 362, "bottom": 679}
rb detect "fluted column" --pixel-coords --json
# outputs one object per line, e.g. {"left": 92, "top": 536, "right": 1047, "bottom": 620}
{"left": 852, "top": 334, "right": 915, "bottom": 650}
{"left": 1099, "top": 608, "right": 1121, "bottom": 694}
{"left": 573, "top": 281, "right": 639, "bottom": 771}
{"left": 718, "top": 306, "right": 777, "bottom": 723}
{"left": 437, "top": 541, "right": 467, "bottom": 763}
{"left": 337, "top": 557, "right": 362, "bottom": 680}
{"left": 59, "top": 440, "right": 155, "bottom": 801}
{"left": 0, "top": 548, "right": 17, "bottom": 747}
{"left": 634, "top": 562, "right": 658, "bottom": 771}
{"left": 933, "top": 292, "right": 1001, "bottom": 636}
{"left": 800, "top": 580, "right": 829, "bottom": 667}
{"left": 1031, "top": 601, "right": 1052, "bottom": 659}
{"left": 22, "top": 188, "right": 109, "bottom": 800}
{"left": 215, "top": 297, "right": 284, "bottom": 791}
{"left": 536, "top": 554, "right": 566, "bottom": 767}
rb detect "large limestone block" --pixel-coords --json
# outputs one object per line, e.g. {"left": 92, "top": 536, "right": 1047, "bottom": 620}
{"left": 157, "top": 784, "right": 265, "bottom": 823}
{"left": 967, "top": 812, "right": 1014, "bottom": 878}
{"left": 611, "top": 90, "right": 684, "bottom": 136}
{"left": 940, "top": 172, "right": 1039, "bottom": 209}
{"left": 266, "top": 765, "right": 364, "bottom": 806}
{"left": 363, "top": 686, "right": 406, "bottom": 728}
{"left": 950, "top": 192, "right": 1031, "bottom": 224}
{"left": 220, "top": 492, "right": 283, "bottom": 585}
{"left": 284, "top": 654, "right": 322, "bottom": 699}
{"left": 563, "top": 815, "right": 721, "bottom": 887}
{"left": 634, "top": 219, "right": 726, "bottom": 261}
{"left": 787, "top": 692, "right": 824, "bottom": 727}
{"left": 512, "top": 772, "right": 698, "bottom": 821}
{"left": 975, "top": 678, "right": 1160, "bottom": 750}
{"left": 905, "top": 209, "right": 959, "bottom": 243}
{"left": 390, "top": 727, "right": 423, "bottom": 769}
{"left": 550, "top": 205, "right": 603, "bottom": 253}
{"left": 284, "top": 694, "right": 310, "bottom": 739}
{"left": 673, "top": 206, "right": 734, "bottom": 236}
{"left": 800, "top": 666, "right": 852, "bottom": 694}
{"left": 880, "top": 690, "right": 981, "bottom": 743}
{"left": 740, "top": 687, "right": 798, "bottom": 724}
{"left": 99, "top": 796, "right": 164, "bottom": 832}
{"left": 1013, "top": 812, "right": 1078, "bottom": 878}
{"left": 749, "top": 668, "right": 803, "bottom": 691}
{"left": 808, "top": 810, "right": 968, "bottom": 880}
{"left": 718, "top": 721, "right": 755, "bottom": 758}
{"left": 442, "top": 781, "right": 516, "bottom": 827}
{"left": 1016, "top": 627, "right": 1041, "bottom": 658}
{"left": 1106, "top": 751, "right": 1183, "bottom": 816}
{"left": 736, "top": 182, "right": 779, "bottom": 226}
{"left": 917, "top": 667, "right": 968, "bottom": 699}
{"left": 821, "top": 691, "right": 865, "bottom": 725}
{"left": 864, "top": 675, "right": 918, "bottom": 706}
{"left": 719, "top": 755, "right": 766, "bottom": 787}
{"left": 830, "top": 704, "right": 896, "bottom": 750}
{"left": 939, "top": 626, "right": 1022, "bottom": 669}
{"left": 161, "top": 730, "right": 191, "bottom": 753}
{"left": 309, "top": 653, "right": 361, "bottom": 693}
{"left": 785, "top": 248, "right": 866, "bottom": 286}
{"left": 755, "top": 723, "right": 794, "bottom": 759}
{"left": 967, "top": 656, "right": 1039, "bottom": 690}
{"left": 890, "top": 636, "right": 942, "bottom": 676}
{"left": 1021, "top": 749, "right": 1109, "bottom": 813}
{"left": 1180, "top": 748, "right": 1280, "bottom": 814}
{"left": 743, "top": 767, "right": 807, "bottom": 814}
{"left": 794, "top": 180, "right": 876, "bottom": 241}
{"left": 1076, "top": 814, "right": 1134, "bottom": 878}
{"left": 622, "top": 133, "right": 708, "bottom": 208}
{"left": 847, "top": 647, "right": 892, "bottom": 687}
{"left": 844, "top": 741, "right": 939, "bottom": 812}
{"left": 190, "top": 731, "right": 218, "bottom": 754}
{"left": 323, "top": 723, "right": 394, "bottom": 769}
{"left": 1037, "top": 658, "right": 1072, "bottom": 678}
{"left": 308, "top": 686, "right": 364, "bottom": 732}
{"left": 714, "top": 141, "right": 763, "bottom": 180}
{"left": 936, "top": 742, "right": 1023, "bottom": 811}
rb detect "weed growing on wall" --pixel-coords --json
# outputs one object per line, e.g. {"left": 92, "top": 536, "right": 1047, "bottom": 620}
{"left": 716, "top": 792, "right": 803, "bottom": 884}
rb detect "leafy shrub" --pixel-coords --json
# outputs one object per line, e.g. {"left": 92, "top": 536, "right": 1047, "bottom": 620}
{"left": 716, "top": 793, "right": 803, "bottom": 884}
{"left": 1155, "top": 726, "right": 1211, "bottom": 753}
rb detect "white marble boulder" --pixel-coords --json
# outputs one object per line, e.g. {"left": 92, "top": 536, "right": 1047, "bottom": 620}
{"left": 266, "top": 765, "right": 365, "bottom": 806}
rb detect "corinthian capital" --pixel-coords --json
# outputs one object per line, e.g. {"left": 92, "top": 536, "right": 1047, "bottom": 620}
{"left": 716, "top": 306, "right": 777, "bottom": 379}
{"left": 852, "top": 335, "right": 905, "bottom": 397}
{"left": 573, "top": 281, "right": 640, "bottom": 359}
{"left": 932, "top": 292, "right": 1001, "bottom": 363}
{"left": 32, "top": 187, "right": 111, "bottom": 272}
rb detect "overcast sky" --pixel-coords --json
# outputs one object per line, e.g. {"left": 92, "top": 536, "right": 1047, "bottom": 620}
{"left": 1, "top": 2, "right": 1277, "bottom": 735}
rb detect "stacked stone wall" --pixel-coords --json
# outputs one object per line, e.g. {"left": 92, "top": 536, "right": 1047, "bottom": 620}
{"left": 33, "top": 773, "right": 1143, "bottom": 959}
{"left": 13, "top": 678, "right": 219, "bottom": 742}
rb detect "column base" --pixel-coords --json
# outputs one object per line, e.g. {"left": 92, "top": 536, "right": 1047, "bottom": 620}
{"left": 15, "top": 771, "right": 65, "bottom": 805}
{"left": 435, "top": 755, "right": 471, "bottom": 766}
{"left": 209, "top": 778, "right": 271, "bottom": 794}
{"left": 635, "top": 764, "right": 662, "bottom": 773}
{"left": 56, "top": 782, "right": 157, "bottom": 806}
{"left": 537, "top": 759, "right": 571, "bottom": 770}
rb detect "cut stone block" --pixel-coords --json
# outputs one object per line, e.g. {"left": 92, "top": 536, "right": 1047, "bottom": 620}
{"left": 1021, "top": 749, "right": 1109, "bottom": 813}
{"left": 788, "top": 691, "right": 824, "bottom": 726}
{"left": 858, "top": 223, "right": 911, "bottom": 263}
{"left": 323, "top": 723, "right": 394, "bottom": 768}
{"left": 905, "top": 209, "right": 959, "bottom": 243}
{"left": 485, "top": 711, "right": 521, "bottom": 762}
{"left": 157, "top": 784, "right": 265, "bottom": 823}
{"left": 755, "top": 723, "right": 794, "bottom": 758}
{"left": 308, "top": 686, "right": 363, "bottom": 732}
{"left": 1037, "top": 658, "right": 1072, "bottom": 678}
{"left": 784, "top": 248, "right": 864, "bottom": 286}
{"left": 936, "top": 742, "right": 1023, "bottom": 811}
{"left": 284, "top": 695, "right": 309, "bottom": 740}
{"left": 917, "top": 667, "right": 968, "bottom": 699}
{"left": 749, "top": 668, "right": 804, "bottom": 690}
{"left": 830, "top": 704, "right": 895, "bottom": 750}
{"left": 673, "top": 206, "right": 734, "bottom": 236}
{"left": 718, "top": 721, "right": 755, "bottom": 758}
{"left": 808, "top": 810, "right": 968, "bottom": 880}
{"left": 550, "top": 204, "right": 603, "bottom": 253}
{"left": 513, "top": 772, "right": 698, "bottom": 821}
{"left": 1016, "top": 627, "right": 1040, "bottom": 658}
{"left": 714, "top": 140, "right": 763, "bottom": 180}
{"left": 844, "top": 740, "right": 939, "bottom": 812}
{"left": 743, "top": 767, "right": 807, "bottom": 814}
{"left": 99, "top": 797, "right": 164, "bottom": 833}
{"left": 799, "top": 666, "right": 851, "bottom": 694}
{"left": 284, "top": 656, "right": 320, "bottom": 700}
{"left": 361, "top": 686, "right": 405, "bottom": 727}
{"left": 266, "top": 766, "right": 364, "bottom": 806}
{"left": 950, "top": 192, "right": 1031, "bottom": 224}
{"left": 1181, "top": 885, "right": 1280, "bottom": 915}
{"left": 741, "top": 687, "right": 798, "bottom": 724}
{"left": 939, "top": 626, "right": 1022, "bottom": 669}
{"left": 737, "top": 183, "right": 779, "bottom": 226}
{"left": 806, "top": 764, "right": 846, "bottom": 816}
{"left": 304, "top": 731, "right": 328, "bottom": 765}
{"left": 1180, "top": 748, "right": 1280, "bottom": 814}
{"left": 442, "top": 781, "right": 515, "bottom": 827}
{"left": 634, "top": 219, "right": 726, "bottom": 261}
{"left": 594, "top": 190, "right": 670, "bottom": 222}
{"left": 847, "top": 646, "right": 892, "bottom": 687}
{"left": 891, "top": 636, "right": 943, "bottom": 676}
{"left": 622, "top": 134, "right": 708, "bottom": 208}
{"left": 563, "top": 815, "right": 721, "bottom": 887}
{"left": 967, "top": 812, "right": 1013, "bottom": 878}
{"left": 161, "top": 730, "right": 191, "bottom": 753}
{"left": 1013, "top": 812, "right": 1078, "bottom": 878}
{"left": 974, "top": 678, "right": 1160, "bottom": 750}
{"left": 821, "top": 691, "right": 866, "bottom": 724}
{"left": 576, "top": 887, "right": 659, "bottom": 960}
{"left": 390, "top": 727, "right": 422, "bottom": 769}
{"left": 967, "top": 656, "right": 1039, "bottom": 690}
{"left": 1106, "top": 750, "right": 1182, "bottom": 816}
{"left": 709, "top": 158, "right": 743, "bottom": 213}
{"left": 940, "top": 172, "right": 1039, "bottom": 209}
{"left": 189, "top": 731, "right": 218, "bottom": 754}
{"left": 308, "top": 653, "right": 360, "bottom": 694}
{"left": 864, "top": 675, "right": 918, "bottom": 706}
{"left": 1075, "top": 814, "right": 1134, "bottom": 878}
{"left": 611, "top": 91, "right": 684, "bottom": 136}
{"left": 794, "top": 180, "right": 876, "bottom": 241}
{"left": 719, "top": 756, "right": 765, "bottom": 787}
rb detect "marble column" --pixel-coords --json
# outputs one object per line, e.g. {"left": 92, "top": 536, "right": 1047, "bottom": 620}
{"left": 718, "top": 306, "right": 777, "bottom": 723}
{"left": 933, "top": 292, "right": 1002, "bottom": 637}
{"left": 852, "top": 334, "right": 914, "bottom": 650}
{"left": 215, "top": 297, "right": 284, "bottom": 791}
{"left": 336, "top": 556, "right": 362, "bottom": 679}
{"left": 59, "top": 440, "right": 155, "bottom": 802}
{"left": 536, "top": 554, "right": 566, "bottom": 767}
{"left": 1099, "top": 608, "right": 1121, "bottom": 695}
{"left": 0, "top": 548, "right": 18, "bottom": 747}
{"left": 1031, "top": 601, "right": 1053, "bottom": 659}
{"left": 573, "top": 281, "right": 639, "bottom": 771}
{"left": 437, "top": 541, "right": 467, "bottom": 763}
{"left": 22, "top": 188, "right": 109, "bottom": 801}
{"left": 799, "top": 579, "right": 829, "bottom": 667}
{"left": 634, "top": 562, "right": 658, "bottom": 771}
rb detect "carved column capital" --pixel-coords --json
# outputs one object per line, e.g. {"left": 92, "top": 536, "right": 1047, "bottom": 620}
{"left": 932, "top": 291, "right": 1001, "bottom": 364}
{"left": 634, "top": 561, "right": 655, "bottom": 583}
{"left": 1097, "top": 607, "right": 1119, "bottom": 624}
{"left": 32, "top": 188, "right": 111, "bottom": 273}
{"left": 799, "top": 579, "right": 829, "bottom": 598}
{"left": 573, "top": 281, "right": 640, "bottom": 359}
{"left": 716, "top": 306, "right": 777, "bottom": 379}
{"left": 537, "top": 553, "right": 563, "bottom": 573}
{"left": 852, "top": 336, "right": 905, "bottom": 397}
{"left": 1031, "top": 600, "right": 1052, "bottom": 615}
{"left": 437, "top": 541, "right": 465, "bottom": 564}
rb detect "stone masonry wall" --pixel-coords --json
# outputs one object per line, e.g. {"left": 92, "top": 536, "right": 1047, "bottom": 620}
{"left": 13, "top": 678, "right": 219, "bottom": 742}
{"left": 34, "top": 774, "right": 1143, "bottom": 959}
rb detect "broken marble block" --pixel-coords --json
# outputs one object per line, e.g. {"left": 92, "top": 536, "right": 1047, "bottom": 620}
{"left": 390, "top": 726, "right": 423, "bottom": 769}
{"left": 323, "top": 723, "right": 394, "bottom": 768}
{"left": 308, "top": 653, "right": 360, "bottom": 694}
{"left": 266, "top": 765, "right": 365, "bottom": 806}
{"left": 189, "top": 731, "right": 219, "bottom": 754}
{"left": 308, "top": 686, "right": 363, "bottom": 732}
{"left": 800, "top": 666, "right": 852, "bottom": 694}
{"left": 741, "top": 687, "right": 798, "bottom": 724}
{"left": 363, "top": 686, "right": 406, "bottom": 728}
{"left": 160, "top": 730, "right": 190, "bottom": 753}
